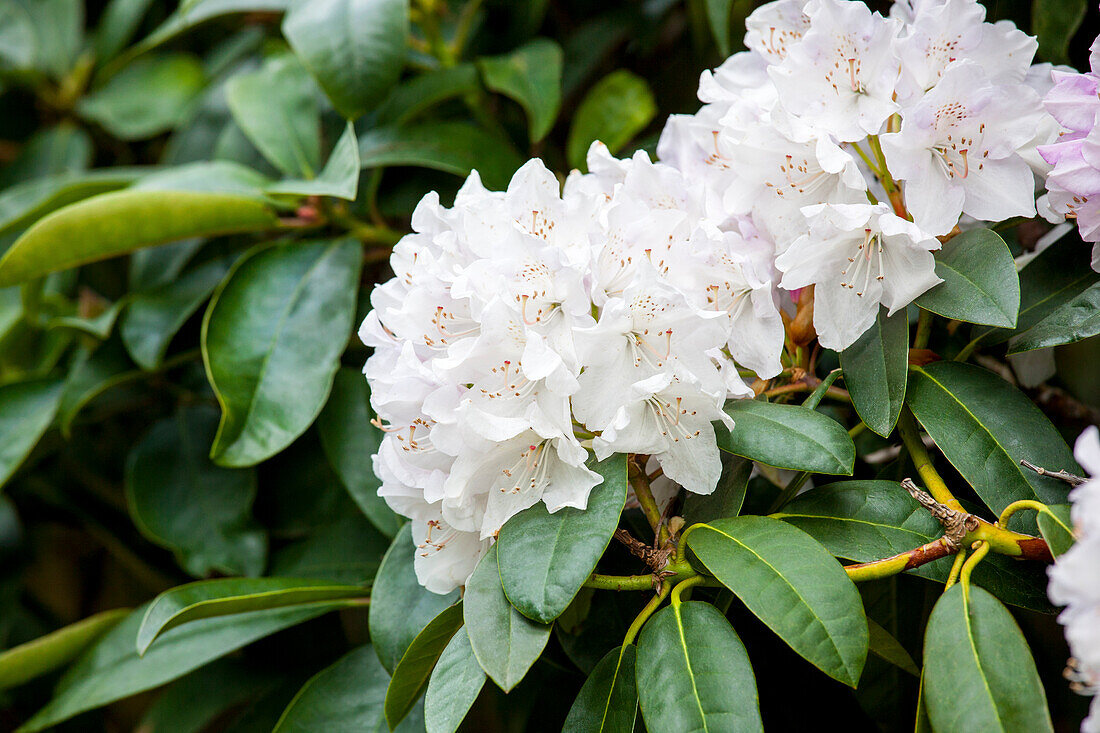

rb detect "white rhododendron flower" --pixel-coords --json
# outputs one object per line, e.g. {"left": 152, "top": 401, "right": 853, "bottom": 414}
{"left": 1048, "top": 427, "right": 1100, "bottom": 733}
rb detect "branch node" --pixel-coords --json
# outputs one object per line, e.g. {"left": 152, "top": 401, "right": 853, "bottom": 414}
{"left": 901, "top": 478, "right": 979, "bottom": 550}
{"left": 1020, "top": 459, "right": 1086, "bottom": 486}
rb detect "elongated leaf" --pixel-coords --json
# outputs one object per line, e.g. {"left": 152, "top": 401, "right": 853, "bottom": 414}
{"left": 562, "top": 645, "right": 637, "bottom": 733}
{"left": 1033, "top": 0, "right": 1086, "bottom": 64}
{"left": 136, "top": 659, "right": 277, "bottom": 733}
{"left": 463, "top": 544, "right": 550, "bottom": 692}
{"left": 0, "top": 609, "right": 129, "bottom": 692}
{"left": 19, "top": 602, "right": 337, "bottom": 732}
{"left": 137, "top": 577, "right": 365, "bottom": 655}
{"left": 424, "top": 627, "right": 485, "bottom": 733}
{"left": 1008, "top": 281, "right": 1100, "bottom": 354}
{"left": 841, "top": 307, "right": 908, "bottom": 436}
{"left": 267, "top": 122, "right": 360, "bottom": 200}
{"left": 128, "top": 238, "right": 204, "bottom": 291}
{"left": 718, "top": 399, "right": 855, "bottom": 475}
{"left": 686, "top": 516, "right": 868, "bottom": 686}
{"left": 0, "top": 123, "right": 92, "bottom": 188}
{"left": 1037, "top": 504, "right": 1075, "bottom": 557}
{"left": 636, "top": 601, "right": 762, "bottom": 732}
{"left": 923, "top": 585, "right": 1053, "bottom": 732}
{"left": 270, "top": 515, "right": 389, "bottom": 585}
{"left": 497, "top": 453, "right": 627, "bottom": 623}
{"left": 0, "top": 378, "right": 64, "bottom": 491}
{"left": 0, "top": 190, "right": 276, "bottom": 287}
{"left": 203, "top": 238, "right": 361, "bottom": 467}
{"left": 682, "top": 452, "right": 751, "bottom": 526}
{"left": 58, "top": 338, "right": 137, "bottom": 436}
{"left": 567, "top": 70, "right": 656, "bottom": 170}
{"left": 478, "top": 39, "right": 563, "bottom": 141}
{"left": 385, "top": 603, "right": 463, "bottom": 729}
{"left": 375, "top": 64, "right": 479, "bottom": 126}
{"left": 0, "top": 168, "right": 143, "bottom": 238}
{"left": 704, "top": 0, "right": 734, "bottom": 54}
{"left": 867, "top": 618, "right": 918, "bottom": 676}
{"left": 93, "top": 0, "right": 157, "bottom": 61}
{"left": 369, "top": 524, "right": 458, "bottom": 674}
{"left": 907, "top": 361, "right": 1078, "bottom": 523}
{"left": 132, "top": 0, "right": 291, "bottom": 56}
{"left": 48, "top": 300, "right": 125, "bottom": 340}
{"left": 78, "top": 54, "right": 207, "bottom": 140}
{"left": 915, "top": 228, "right": 1020, "bottom": 327}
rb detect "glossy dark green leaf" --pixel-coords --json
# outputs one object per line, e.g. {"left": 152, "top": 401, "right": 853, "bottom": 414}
{"left": 203, "top": 238, "right": 361, "bottom": 467}
{"left": 866, "top": 618, "right": 918, "bottom": 676}
{"left": 369, "top": 524, "right": 459, "bottom": 674}
{"left": 567, "top": 70, "right": 656, "bottom": 170}
{"left": 126, "top": 405, "right": 265, "bottom": 579}
{"left": 562, "top": 644, "right": 637, "bottom": 733}
{"left": 273, "top": 644, "right": 392, "bottom": 732}
{"left": 267, "top": 122, "right": 359, "bottom": 200}
{"left": 384, "top": 603, "right": 463, "bottom": 729}
{"left": 1033, "top": 0, "right": 1086, "bottom": 63}
{"left": 463, "top": 544, "right": 551, "bottom": 691}
{"left": 840, "top": 307, "right": 908, "bottom": 436}
{"left": 915, "top": 229, "right": 1020, "bottom": 327}
{"left": 718, "top": 399, "right": 855, "bottom": 475}
{"left": 636, "top": 601, "right": 762, "bottom": 733}
{"left": 1037, "top": 504, "right": 1075, "bottom": 557}
{"left": 358, "top": 122, "right": 523, "bottom": 191}
{"left": 269, "top": 514, "right": 389, "bottom": 585}
{"left": 0, "top": 168, "right": 143, "bottom": 239}
{"left": 478, "top": 39, "right": 563, "bottom": 141}
{"left": 0, "top": 189, "right": 277, "bottom": 287}
{"left": 133, "top": 160, "right": 272, "bottom": 195}
{"left": 78, "top": 54, "right": 206, "bottom": 140}
{"left": 686, "top": 516, "right": 868, "bottom": 686}
{"left": 0, "top": 608, "right": 129, "bottom": 691}
{"left": 316, "top": 368, "right": 402, "bottom": 538}
{"left": 0, "top": 378, "right": 64, "bottom": 491}
{"left": 283, "top": 0, "right": 409, "bottom": 120}
{"left": 704, "top": 0, "right": 734, "bottom": 54}
{"left": 682, "top": 452, "right": 751, "bottom": 526}
{"left": 1008, "top": 281, "right": 1100, "bottom": 354}
{"left": 132, "top": 0, "right": 291, "bottom": 57}
{"left": 18, "top": 602, "right": 336, "bottom": 732}
{"left": 375, "top": 64, "right": 479, "bottom": 126}
{"left": 424, "top": 627, "right": 484, "bottom": 733}
{"left": 137, "top": 577, "right": 365, "bottom": 655}
{"left": 57, "top": 337, "right": 137, "bottom": 435}
{"left": 136, "top": 659, "right": 277, "bottom": 733}
{"left": 924, "top": 585, "right": 1053, "bottom": 733}
{"left": 128, "top": 238, "right": 204, "bottom": 291}
{"left": 497, "top": 453, "right": 627, "bottom": 623}
{"left": 907, "top": 361, "right": 1078, "bottom": 521}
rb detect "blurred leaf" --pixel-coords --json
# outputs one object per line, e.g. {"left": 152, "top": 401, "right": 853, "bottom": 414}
{"left": 0, "top": 609, "right": 129, "bottom": 692}
{"left": 269, "top": 514, "right": 390, "bottom": 584}
{"left": 1036, "top": 504, "right": 1075, "bottom": 557}
{"left": 1008, "top": 281, "right": 1100, "bottom": 353}
{"left": 48, "top": 299, "right": 125, "bottom": 339}
{"left": 0, "top": 377, "right": 64, "bottom": 491}
{"left": 0, "top": 123, "right": 92, "bottom": 189}
{"left": 375, "top": 64, "right": 479, "bottom": 126}
{"left": 133, "top": 160, "right": 272, "bottom": 194}
{"left": 137, "top": 577, "right": 366, "bottom": 655}
{"left": 268, "top": 122, "right": 360, "bottom": 200}
{"left": 704, "top": 0, "right": 734, "bottom": 55}
{"left": 686, "top": 516, "right": 868, "bottom": 687}
{"left": 10, "top": 0, "right": 83, "bottom": 78}
{"left": 93, "top": 0, "right": 157, "bottom": 62}
{"left": 1033, "top": 0, "right": 1086, "bottom": 64}
{"left": 682, "top": 452, "right": 752, "bottom": 526}
{"left": 0, "top": 168, "right": 143, "bottom": 240}
{"left": 0, "top": 189, "right": 277, "bottom": 287}
{"left": 226, "top": 55, "right": 321, "bottom": 178}
{"left": 78, "top": 54, "right": 207, "bottom": 140}
{"left": 0, "top": 2, "right": 35, "bottom": 70}
{"left": 867, "top": 618, "right": 918, "bottom": 676}
{"left": 497, "top": 454, "right": 626, "bottom": 624}
{"left": 636, "top": 602, "right": 762, "bottom": 732}
{"left": 125, "top": 404, "right": 266, "bottom": 579}
{"left": 203, "top": 238, "right": 361, "bottom": 467}
{"left": 424, "top": 627, "right": 484, "bottom": 733}
{"left": 358, "top": 121, "right": 523, "bottom": 190}
{"left": 478, "top": 39, "right": 563, "bottom": 142}
{"left": 137, "top": 659, "right": 277, "bottom": 733}
{"left": 316, "top": 368, "right": 402, "bottom": 538}
{"left": 567, "top": 70, "right": 656, "bottom": 170}
{"left": 915, "top": 229, "right": 1020, "bottom": 328}
{"left": 562, "top": 645, "right": 637, "bottom": 733}
{"left": 718, "top": 400, "right": 855, "bottom": 475}
{"left": 841, "top": 307, "right": 908, "bottom": 436}
{"left": 128, "top": 239, "right": 205, "bottom": 291}
{"left": 369, "top": 524, "right": 458, "bottom": 674}
{"left": 132, "top": 0, "right": 292, "bottom": 57}
{"left": 272, "top": 644, "right": 389, "bottom": 731}
{"left": 384, "top": 603, "right": 463, "bottom": 729}
{"left": 282, "top": 0, "right": 409, "bottom": 120}
{"left": 923, "top": 585, "right": 1053, "bottom": 732}
{"left": 57, "top": 337, "right": 136, "bottom": 435}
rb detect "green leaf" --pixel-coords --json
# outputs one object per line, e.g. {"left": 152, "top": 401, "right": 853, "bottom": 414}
{"left": 10, "top": 0, "right": 82, "bottom": 79}
{"left": 131, "top": 0, "right": 292, "bottom": 58}
{"left": 316, "top": 368, "right": 402, "bottom": 538}
{"left": 840, "top": 307, "right": 908, "bottom": 436}
{"left": 915, "top": 228, "right": 1020, "bottom": 327}
{"left": 369, "top": 524, "right": 459, "bottom": 674}
{"left": 686, "top": 516, "right": 868, "bottom": 686}
{"left": 18, "top": 602, "right": 337, "bottom": 732}
{"left": 424, "top": 627, "right": 485, "bottom": 733}
{"left": 57, "top": 337, "right": 137, "bottom": 436}
{"left": 0, "top": 608, "right": 129, "bottom": 692}
{"left": 121, "top": 258, "right": 230, "bottom": 370}
{"left": 269, "top": 514, "right": 389, "bottom": 584}
{"left": 0, "top": 123, "right": 92, "bottom": 188}
{"left": 128, "top": 238, "right": 204, "bottom": 291}
{"left": 1008, "top": 281, "right": 1100, "bottom": 354}
{"left": 867, "top": 618, "right": 918, "bottom": 677}
{"left": 385, "top": 603, "right": 464, "bottom": 729}
{"left": 93, "top": 0, "right": 157, "bottom": 61}
{"left": 497, "top": 453, "right": 627, "bottom": 623}
{"left": 375, "top": 64, "right": 479, "bottom": 126}
{"left": 0, "top": 378, "right": 64, "bottom": 491}
{"left": 202, "top": 238, "right": 362, "bottom": 467}
{"left": 134, "top": 160, "right": 272, "bottom": 195}
{"left": 923, "top": 585, "right": 1053, "bottom": 733}
{"left": 136, "top": 659, "right": 277, "bottom": 733}
{"left": 682, "top": 452, "right": 751, "bottom": 527}
{"left": 273, "top": 644, "right": 391, "bottom": 732}
{"left": 358, "top": 121, "right": 523, "bottom": 191}
{"left": 283, "top": 0, "right": 409, "bottom": 120}
{"left": 267, "top": 122, "right": 360, "bottom": 200}
{"left": 77, "top": 54, "right": 207, "bottom": 140}
{"left": 907, "top": 361, "right": 1078, "bottom": 523}
{"left": 1033, "top": 0, "right": 1086, "bottom": 64}
{"left": 0, "top": 168, "right": 143, "bottom": 240}
{"left": 478, "top": 39, "right": 563, "bottom": 142}
{"left": 567, "top": 70, "right": 656, "bottom": 170}
{"left": 636, "top": 601, "right": 762, "bottom": 732}
{"left": 226, "top": 55, "right": 321, "bottom": 178}
{"left": 48, "top": 300, "right": 125, "bottom": 340}
{"left": 0, "top": 1, "right": 35, "bottom": 70}
{"left": 0, "top": 189, "right": 277, "bottom": 287}
{"left": 562, "top": 645, "right": 637, "bottom": 733}
{"left": 125, "top": 405, "right": 266, "bottom": 579}
{"left": 463, "top": 544, "right": 551, "bottom": 692}
{"left": 1037, "top": 504, "right": 1075, "bottom": 557}
{"left": 704, "top": 0, "right": 734, "bottom": 55}
{"left": 136, "top": 577, "right": 366, "bottom": 656}
{"left": 718, "top": 399, "right": 855, "bottom": 475}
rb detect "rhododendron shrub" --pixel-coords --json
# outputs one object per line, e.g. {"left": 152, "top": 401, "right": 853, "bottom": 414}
{"left": 0, "top": 1, "right": 1097, "bottom": 731}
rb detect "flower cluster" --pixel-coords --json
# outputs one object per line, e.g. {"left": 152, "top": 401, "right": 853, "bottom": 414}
{"left": 1048, "top": 427, "right": 1100, "bottom": 733}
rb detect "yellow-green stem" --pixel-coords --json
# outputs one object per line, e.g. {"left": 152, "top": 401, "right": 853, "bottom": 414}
{"left": 896, "top": 408, "right": 961, "bottom": 510}
{"left": 997, "top": 499, "right": 1051, "bottom": 528}
{"left": 622, "top": 582, "right": 671, "bottom": 646}
{"left": 944, "top": 549, "right": 967, "bottom": 590}
{"left": 959, "top": 541, "right": 991, "bottom": 601}
{"left": 670, "top": 575, "right": 707, "bottom": 607}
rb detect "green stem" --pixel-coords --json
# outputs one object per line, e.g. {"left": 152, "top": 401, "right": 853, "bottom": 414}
{"left": 913, "top": 308, "right": 933, "bottom": 349}
{"left": 953, "top": 332, "right": 985, "bottom": 362}
{"left": 896, "top": 408, "right": 961, "bottom": 510}
{"left": 451, "top": 0, "right": 485, "bottom": 59}
{"left": 944, "top": 548, "right": 967, "bottom": 590}
{"left": 622, "top": 582, "right": 671, "bottom": 645}
{"left": 997, "top": 499, "right": 1052, "bottom": 528}
{"left": 766, "top": 471, "right": 810, "bottom": 514}
{"left": 959, "top": 541, "right": 990, "bottom": 601}
{"left": 670, "top": 575, "right": 706, "bottom": 607}
{"left": 586, "top": 573, "right": 658, "bottom": 591}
